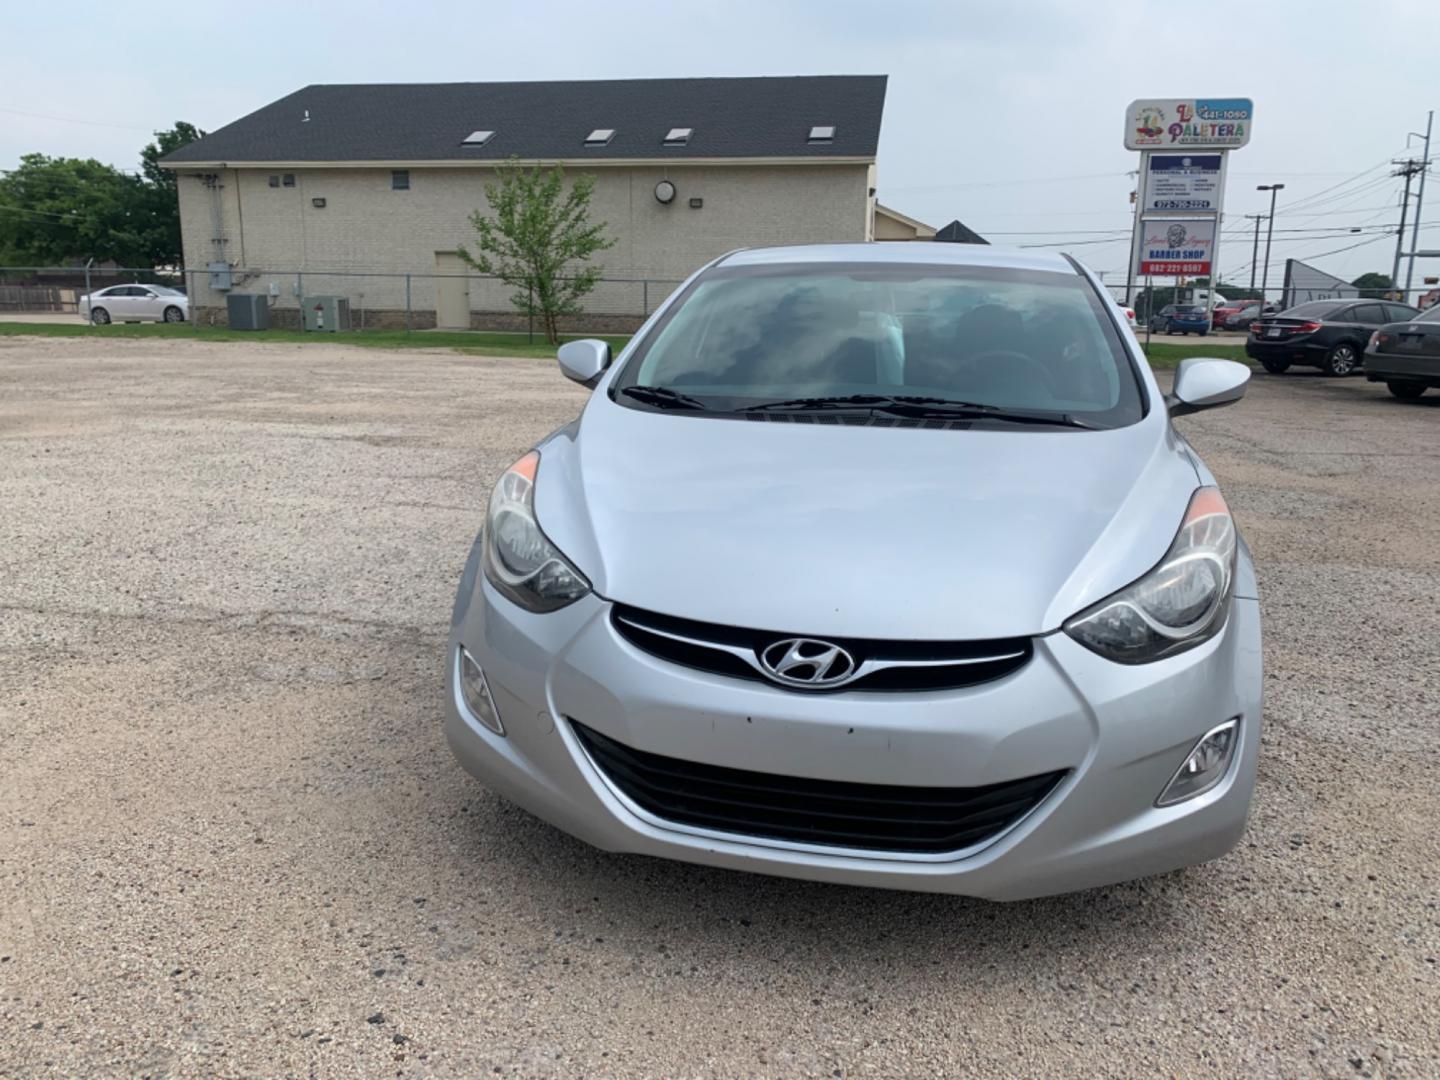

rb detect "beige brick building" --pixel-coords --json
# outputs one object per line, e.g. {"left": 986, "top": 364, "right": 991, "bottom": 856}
{"left": 163, "top": 76, "right": 891, "bottom": 330}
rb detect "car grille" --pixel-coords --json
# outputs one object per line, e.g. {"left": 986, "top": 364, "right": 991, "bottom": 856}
{"left": 572, "top": 721, "right": 1066, "bottom": 854}
{"left": 610, "top": 605, "right": 1031, "bottom": 693}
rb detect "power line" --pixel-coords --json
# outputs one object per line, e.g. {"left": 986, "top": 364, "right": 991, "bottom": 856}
{"left": 0, "top": 202, "right": 83, "bottom": 220}
{"left": 0, "top": 106, "right": 154, "bottom": 132}
{"left": 883, "top": 170, "right": 1130, "bottom": 193}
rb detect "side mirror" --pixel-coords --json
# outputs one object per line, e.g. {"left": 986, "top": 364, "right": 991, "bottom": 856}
{"left": 556, "top": 339, "right": 611, "bottom": 388}
{"left": 1167, "top": 357, "right": 1250, "bottom": 417}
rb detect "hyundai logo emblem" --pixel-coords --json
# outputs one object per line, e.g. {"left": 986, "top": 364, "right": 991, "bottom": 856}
{"left": 759, "top": 637, "right": 858, "bottom": 688}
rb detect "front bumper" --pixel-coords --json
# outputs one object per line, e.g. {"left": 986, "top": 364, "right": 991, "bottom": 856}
{"left": 445, "top": 562, "right": 1262, "bottom": 900}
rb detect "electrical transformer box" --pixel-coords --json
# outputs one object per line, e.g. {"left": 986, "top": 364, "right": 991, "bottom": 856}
{"left": 303, "top": 296, "right": 350, "bottom": 332}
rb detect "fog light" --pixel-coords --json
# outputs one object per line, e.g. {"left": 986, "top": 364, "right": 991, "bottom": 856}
{"left": 1156, "top": 718, "right": 1238, "bottom": 806}
{"left": 458, "top": 646, "right": 504, "bottom": 735}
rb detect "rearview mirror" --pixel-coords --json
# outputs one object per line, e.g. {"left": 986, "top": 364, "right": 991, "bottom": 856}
{"left": 557, "top": 339, "right": 611, "bottom": 388}
{"left": 1168, "top": 357, "right": 1249, "bottom": 417}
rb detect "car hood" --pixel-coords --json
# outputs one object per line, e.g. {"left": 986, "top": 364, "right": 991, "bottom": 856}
{"left": 534, "top": 399, "right": 1199, "bottom": 640}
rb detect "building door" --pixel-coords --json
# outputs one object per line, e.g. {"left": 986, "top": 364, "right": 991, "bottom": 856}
{"left": 435, "top": 252, "right": 470, "bottom": 329}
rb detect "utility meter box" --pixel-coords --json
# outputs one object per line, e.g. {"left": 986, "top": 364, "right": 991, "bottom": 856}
{"left": 303, "top": 296, "right": 350, "bottom": 332}
{"left": 226, "top": 293, "right": 269, "bottom": 331}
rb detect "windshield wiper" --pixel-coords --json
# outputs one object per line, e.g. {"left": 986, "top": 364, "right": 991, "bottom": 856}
{"left": 617, "top": 385, "right": 710, "bottom": 411}
{"left": 742, "top": 394, "right": 1099, "bottom": 429}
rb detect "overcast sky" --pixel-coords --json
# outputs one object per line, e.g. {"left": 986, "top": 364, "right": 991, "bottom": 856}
{"left": 5, "top": 0, "right": 1437, "bottom": 289}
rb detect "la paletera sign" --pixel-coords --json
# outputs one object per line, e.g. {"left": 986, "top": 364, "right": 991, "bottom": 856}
{"left": 1125, "top": 98, "right": 1253, "bottom": 150}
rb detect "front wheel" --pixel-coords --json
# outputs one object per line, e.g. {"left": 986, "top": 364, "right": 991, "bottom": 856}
{"left": 1386, "top": 380, "right": 1427, "bottom": 400}
{"left": 90, "top": 307, "right": 111, "bottom": 325}
{"left": 1323, "top": 343, "right": 1359, "bottom": 376}
{"left": 1261, "top": 357, "right": 1290, "bottom": 374}
{"left": 163, "top": 305, "right": 185, "bottom": 323}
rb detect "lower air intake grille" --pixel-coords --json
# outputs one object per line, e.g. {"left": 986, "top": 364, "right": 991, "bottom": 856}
{"left": 572, "top": 721, "right": 1065, "bottom": 855}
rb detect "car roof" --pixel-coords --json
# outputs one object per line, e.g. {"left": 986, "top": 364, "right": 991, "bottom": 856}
{"left": 717, "top": 243, "right": 1078, "bottom": 275}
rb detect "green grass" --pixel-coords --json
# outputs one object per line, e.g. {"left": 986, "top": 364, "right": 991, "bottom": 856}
{"left": 1141, "top": 342, "right": 1247, "bottom": 369}
{"left": 0, "top": 320, "right": 630, "bottom": 359}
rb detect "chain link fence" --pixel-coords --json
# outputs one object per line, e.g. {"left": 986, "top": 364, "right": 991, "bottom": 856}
{"left": 0, "top": 265, "right": 685, "bottom": 335}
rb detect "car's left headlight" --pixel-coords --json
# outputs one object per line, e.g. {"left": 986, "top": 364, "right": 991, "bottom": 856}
{"left": 483, "top": 450, "right": 591, "bottom": 613}
{"left": 1064, "top": 487, "right": 1236, "bottom": 663}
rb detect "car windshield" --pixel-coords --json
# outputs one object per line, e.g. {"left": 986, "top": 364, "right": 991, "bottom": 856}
{"left": 614, "top": 262, "right": 1144, "bottom": 428}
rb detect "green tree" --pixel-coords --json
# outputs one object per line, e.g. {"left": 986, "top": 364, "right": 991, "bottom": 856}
{"left": 1350, "top": 272, "right": 1393, "bottom": 298}
{"left": 0, "top": 154, "right": 148, "bottom": 265}
{"left": 138, "top": 122, "right": 205, "bottom": 266}
{"left": 459, "top": 160, "right": 614, "bottom": 344}
{"left": 0, "top": 122, "right": 202, "bottom": 268}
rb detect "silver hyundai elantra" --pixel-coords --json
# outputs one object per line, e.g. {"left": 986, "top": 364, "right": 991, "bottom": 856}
{"left": 445, "top": 244, "right": 1261, "bottom": 900}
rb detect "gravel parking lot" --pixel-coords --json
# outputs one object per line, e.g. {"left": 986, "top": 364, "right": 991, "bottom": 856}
{"left": 2, "top": 335, "right": 1437, "bottom": 1078}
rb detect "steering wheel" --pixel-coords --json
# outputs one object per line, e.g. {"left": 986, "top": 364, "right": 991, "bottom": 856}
{"left": 959, "top": 350, "right": 1057, "bottom": 397}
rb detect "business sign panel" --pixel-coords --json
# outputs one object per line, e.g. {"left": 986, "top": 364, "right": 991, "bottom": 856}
{"left": 1145, "top": 153, "right": 1224, "bottom": 212}
{"left": 1138, "top": 218, "right": 1216, "bottom": 277}
{"left": 1125, "top": 98, "right": 1253, "bottom": 150}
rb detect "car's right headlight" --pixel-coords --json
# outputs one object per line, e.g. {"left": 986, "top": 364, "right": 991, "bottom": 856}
{"left": 1063, "top": 487, "right": 1236, "bottom": 663}
{"left": 482, "top": 450, "right": 591, "bottom": 613}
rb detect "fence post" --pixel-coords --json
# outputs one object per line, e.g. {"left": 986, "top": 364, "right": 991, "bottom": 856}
{"left": 405, "top": 274, "right": 412, "bottom": 333}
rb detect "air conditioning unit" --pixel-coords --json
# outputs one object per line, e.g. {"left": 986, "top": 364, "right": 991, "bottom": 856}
{"left": 226, "top": 293, "right": 269, "bottom": 330}
{"left": 303, "top": 296, "right": 350, "bottom": 332}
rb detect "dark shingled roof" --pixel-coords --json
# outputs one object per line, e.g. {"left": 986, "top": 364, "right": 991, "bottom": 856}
{"left": 163, "top": 76, "right": 887, "bottom": 165}
{"left": 935, "top": 219, "right": 989, "bottom": 245}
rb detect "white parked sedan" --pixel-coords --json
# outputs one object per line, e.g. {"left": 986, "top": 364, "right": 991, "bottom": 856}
{"left": 79, "top": 284, "right": 188, "bottom": 324}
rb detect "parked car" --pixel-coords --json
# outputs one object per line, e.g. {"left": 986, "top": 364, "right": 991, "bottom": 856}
{"left": 79, "top": 284, "right": 189, "bottom": 325}
{"left": 445, "top": 243, "right": 1261, "bottom": 900}
{"left": 1223, "top": 303, "right": 1278, "bottom": 331}
{"left": 1246, "top": 299, "right": 1420, "bottom": 376}
{"left": 1210, "top": 301, "right": 1249, "bottom": 330}
{"left": 1364, "top": 303, "right": 1440, "bottom": 399}
{"left": 1150, "top": 304, "right": 1209, "bottom": 335}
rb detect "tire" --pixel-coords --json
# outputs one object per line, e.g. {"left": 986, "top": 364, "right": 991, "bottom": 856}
{"left": 1323, "top": 342, "right": 1360, "bottom": 376}
{"left": 1386, "top": 380, "right": 1427, "bottom": 399}
{"left": 163, "top": 305, "right": 185, "bottom": 323}
{"left": 1260, "top": 357, "right": 1291, "bottom": 374}
{"left": 90, "top": 307, "right": 111, "bottom": 325}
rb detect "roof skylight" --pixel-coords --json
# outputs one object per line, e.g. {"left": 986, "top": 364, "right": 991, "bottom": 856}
{"left": 584, "top": 128, "right": 615, "bottom": 147}
{"left": 663, "top": 127, "right": 692, "bottom": 146}
{"left": 462, "top": 130, "right": 495, "bottom": 146}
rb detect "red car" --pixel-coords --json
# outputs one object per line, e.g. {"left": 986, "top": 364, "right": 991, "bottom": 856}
{"left": 1211, "top": 301, "right": 1250, "bottom": 330}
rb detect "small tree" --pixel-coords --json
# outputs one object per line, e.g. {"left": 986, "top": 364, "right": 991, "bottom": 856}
{"left": 1350, "top": 272, "right": 1393, "bottom": 299}
{"left": 459, "top": 160, "right": 614, "bottom": 344}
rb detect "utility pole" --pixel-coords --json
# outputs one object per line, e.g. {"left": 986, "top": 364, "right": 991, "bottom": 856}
{"left": 1404, "top": 111, "right": 1433, "bottom": 302}
{"left": 1245, "top": 214, "right": 1265, "bottom": 291}
{"left": 1257, "top": 184, "right": 1285, "bottom": 305}
{"left": 1390, "top": 159, "right": 1422, "bottom": 294}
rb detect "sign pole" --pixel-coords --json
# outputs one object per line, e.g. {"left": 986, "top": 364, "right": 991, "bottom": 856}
{"left": 1125, "top": 151, "right": 1148, "bottom": 306}
{"left": 1207, "top": 152, "right": 1228, "bottom": 325}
